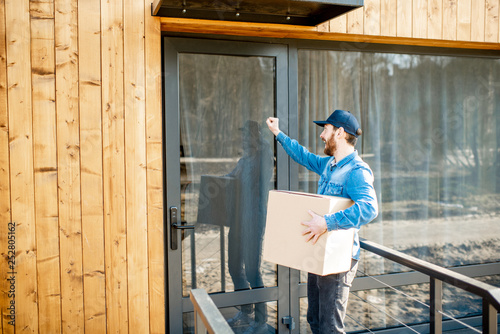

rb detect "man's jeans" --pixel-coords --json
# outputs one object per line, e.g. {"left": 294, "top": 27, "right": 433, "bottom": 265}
{"left": 307, "top": 260, "right": 358, "bottom": 334}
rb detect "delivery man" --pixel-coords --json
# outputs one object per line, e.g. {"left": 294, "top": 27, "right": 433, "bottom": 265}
{"left": 266, "top": 110, "right": 378, "bottom": 334}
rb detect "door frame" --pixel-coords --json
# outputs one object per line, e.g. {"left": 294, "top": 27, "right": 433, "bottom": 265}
{"left": 163, "top": 37, "right": 299, "bottom": 333}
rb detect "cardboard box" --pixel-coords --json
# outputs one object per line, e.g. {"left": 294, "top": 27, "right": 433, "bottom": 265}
{"left": 263, "top": 190, "right": 354, "bottom": 276}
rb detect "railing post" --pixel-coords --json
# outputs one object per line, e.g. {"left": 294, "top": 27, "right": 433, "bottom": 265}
{"left": 483, "top": 299, "right": 498, "bottom": 334}
{"left": 430, "top": 277, "right": 442, "bottom": 334}
{"left": 194, "top": 309, "right": 208, "bottom": 334}
{"left": 190, "top": 289, "right": 234, "bottom": 334}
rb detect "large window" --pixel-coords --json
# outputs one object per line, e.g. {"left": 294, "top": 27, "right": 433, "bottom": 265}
{"left": 297, "top": 49, "right": 500, "bottom": 329}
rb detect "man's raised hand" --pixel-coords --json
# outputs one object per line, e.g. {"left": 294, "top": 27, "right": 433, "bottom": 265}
{"left": 266, "top": 117, "right": 281, "bottom": 136}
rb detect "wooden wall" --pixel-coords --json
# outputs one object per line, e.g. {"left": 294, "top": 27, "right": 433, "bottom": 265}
{"left": 0, "top": 0, "right": 164, "bottom": 333}
{"left": 0, "top": 0, "right": 498, "bottom": 334}
{"left": 321, "top": 0, "right": 500, "bottom": 43}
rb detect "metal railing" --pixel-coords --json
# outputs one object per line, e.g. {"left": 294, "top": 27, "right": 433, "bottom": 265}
{"left": 190, "top": 240, "right": 499, "bottom": 334}
{"left": 360, "top": 238, "right": 500, "bottom": 334}
{"left": 190, "top": 288, "right": 234, "bottom": 334}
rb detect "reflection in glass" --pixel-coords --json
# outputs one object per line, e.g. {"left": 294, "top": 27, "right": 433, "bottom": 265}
{"left": 297, "top": 50, "right": 500, "bottom": 274}
{"left": 178, "top": 53, "right": 277, "bottom": 302}
{"left": 226, "top": 121, "right": 274, "bottom": 326}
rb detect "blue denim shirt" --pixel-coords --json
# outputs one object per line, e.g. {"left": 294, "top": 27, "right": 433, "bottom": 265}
{"left": 276, "top": 132, "right": 378, "bottom": 260}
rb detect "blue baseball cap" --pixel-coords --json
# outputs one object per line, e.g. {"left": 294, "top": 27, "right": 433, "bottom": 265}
{"left": 313, "top": 109, "right": 361, "bottom": 137}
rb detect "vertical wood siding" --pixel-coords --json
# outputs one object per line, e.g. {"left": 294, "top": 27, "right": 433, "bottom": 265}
{"left": 78, "top": 0, "right": 106, "bottom": 333}
{"left": 0, "top": 0, "right": 11, "bottom": 332}
{"left": 101, "top": 0, "right": 129, "bottom": 332}
{"left": 0, "top": 0, "right": 164, "bottom": 333}
{"left": 0, "top": 0, "right": 497, "bottom": 333}
{"left": 55, "top": 0, "right": 85, "bottom": 331}
{"left": 329, "top": 0, "right": 500, "bottom": 43}
{"left": 486, "top": 0, "right": 500, "bottom": 42}
{"left": 428, "top": 0, "right": 444, "bottom": 39}
{"left": 31, "top": 0, "right": 61, "bottom": 332}
{"left": 397, "top": 0, "right": 413, "bottom": 37}
{"left": 124, "top": 0, "right": 149, "bottom": 332}
{"left": 144, "top": 0, "right": 165, "bottom": 331}
{"left": 283, "top": 5, "right": 499, "bottom": 84}
{"left": 78, "top": 0, "right": 106, "bottom": 331}
{"left": 5, "top": 0, "right": 38, "bottom": 332}
{"left": 381, "top": 0, "right": 397, "bottom": 36}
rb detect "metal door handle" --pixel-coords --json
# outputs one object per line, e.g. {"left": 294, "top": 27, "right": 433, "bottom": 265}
{"left": 172, "top": 223, "right": 195, "bottom": 230}
{"left": 170, "top": 206, "right": 194, "bottom": 250}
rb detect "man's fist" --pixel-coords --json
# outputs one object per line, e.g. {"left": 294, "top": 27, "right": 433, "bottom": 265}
{"left": 266, "top": 117, "right": 281, "bottom": 136}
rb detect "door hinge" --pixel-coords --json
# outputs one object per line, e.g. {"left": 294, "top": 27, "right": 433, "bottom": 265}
{"left": 282, "top": 316, "right": 295, "bottom": 330}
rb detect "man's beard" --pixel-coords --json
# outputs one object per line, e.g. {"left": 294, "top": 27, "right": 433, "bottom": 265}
{"left": 324, "top": 136, "right": 337, "bottom": 156}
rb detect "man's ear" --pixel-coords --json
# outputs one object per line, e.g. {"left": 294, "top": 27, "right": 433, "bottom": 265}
{"left": 337, "top": 127, "right": 346, "bottom": 138}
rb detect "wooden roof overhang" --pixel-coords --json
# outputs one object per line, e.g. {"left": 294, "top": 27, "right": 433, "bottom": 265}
{"left": 152, "top": 0, "right": 363, "bottom": 26}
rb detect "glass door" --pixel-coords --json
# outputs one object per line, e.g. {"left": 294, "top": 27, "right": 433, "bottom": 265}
{"left": 164, "top": 38, "right": 293, "bottom": 333}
